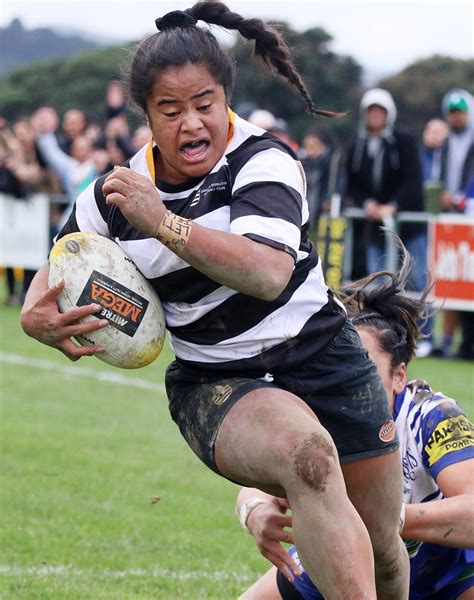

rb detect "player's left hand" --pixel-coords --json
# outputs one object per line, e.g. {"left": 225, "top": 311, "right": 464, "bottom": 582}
{"left": 103, "top": 167, "right": 166, "bottom": 237}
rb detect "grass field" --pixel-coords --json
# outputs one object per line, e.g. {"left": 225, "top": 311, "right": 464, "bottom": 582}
{"left": 1, "top": 302, "right": 473, "bottom": 599}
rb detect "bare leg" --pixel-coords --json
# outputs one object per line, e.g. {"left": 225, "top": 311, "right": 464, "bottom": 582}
{"left": 215, "top": 388, "right": 376, "bottom": 600}
{"left": 342, "top": 452, "right": 409, "bottom": 600}
{"left": 458, "top": 588, "right": 474, "bottom": 600}
{"left": 238, "top": 566, "right": 282, "bottom": 600}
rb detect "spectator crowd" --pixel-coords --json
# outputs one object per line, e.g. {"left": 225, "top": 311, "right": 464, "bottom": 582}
{"left": 1, "top": 82, "right": 473, "bottom": 359}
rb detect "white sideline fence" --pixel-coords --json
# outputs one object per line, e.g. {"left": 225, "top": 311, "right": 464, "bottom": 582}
{"left": 342, "top": 207, "right": 431, "bottom": 279}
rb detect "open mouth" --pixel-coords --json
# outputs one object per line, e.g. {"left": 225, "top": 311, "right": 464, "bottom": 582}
{"left": 180, "top": 140, "right": 210, "bottom": 160}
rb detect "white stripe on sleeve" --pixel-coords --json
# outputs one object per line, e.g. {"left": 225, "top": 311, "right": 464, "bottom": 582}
{"left": 232, "top": 148, "right": 305, "bottom": 197}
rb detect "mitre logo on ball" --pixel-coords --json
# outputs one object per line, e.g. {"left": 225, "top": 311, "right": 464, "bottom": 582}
{"left": 49, "top": 232, "right": 166, "bottom": 369}
{"left": 78, "top": 270, "right": 148, "bottom": 336}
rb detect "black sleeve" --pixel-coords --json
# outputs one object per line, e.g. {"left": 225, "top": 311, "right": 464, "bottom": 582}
{"left": 345, "top": 140, "right": 367, "bottom": 207}
{"left": 390, "top": 132, "right": 424, "bottom": 211}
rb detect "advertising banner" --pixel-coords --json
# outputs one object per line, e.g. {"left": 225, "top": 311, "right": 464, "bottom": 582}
{"left": 429, "top": 216, "right": 474, "bottom": 311}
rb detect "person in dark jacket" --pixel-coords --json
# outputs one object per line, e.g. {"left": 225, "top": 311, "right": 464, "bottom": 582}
{"left": 346, "top": 88, "right": 426, "bottom": 288}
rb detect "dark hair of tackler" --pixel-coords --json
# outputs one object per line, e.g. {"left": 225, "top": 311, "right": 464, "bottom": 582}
{"left": 155, "top": 9, "right": 197, "bottom": 31}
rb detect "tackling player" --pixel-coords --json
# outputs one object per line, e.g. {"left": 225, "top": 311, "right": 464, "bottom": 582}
{"left": 236, "top": 245, "right": 474, "bottom": 600}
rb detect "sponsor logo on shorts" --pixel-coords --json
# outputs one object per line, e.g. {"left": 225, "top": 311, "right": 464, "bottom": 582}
{"left": 77, "top": 270, "right": 148, "bottom": 337}
{"left": 379, "top": 419, "right": 396, "bottom": 442}
{"left": 425, "top": 415, "right": 474, "bottom": 466}
{"left": 211, "top": 384, "right": 233, "bottom": 406}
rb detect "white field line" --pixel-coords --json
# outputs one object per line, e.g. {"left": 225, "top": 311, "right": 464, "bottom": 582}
{"left": 0, "top": 565, "right": 252, "bottom": 582}
{"left": 0, "top": 352, "right": 165, "bottom": 393}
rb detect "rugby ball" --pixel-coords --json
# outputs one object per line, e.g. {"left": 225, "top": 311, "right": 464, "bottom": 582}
{"left": 48, "top": 232, "right": 166, "bottom": 369}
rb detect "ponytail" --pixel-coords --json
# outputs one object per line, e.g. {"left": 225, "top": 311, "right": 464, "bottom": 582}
{"left": 127, "top": 1, "right": 339, "bottom": 117}
{"left": 342, "top": 235, "right": 432, "bottom": 366}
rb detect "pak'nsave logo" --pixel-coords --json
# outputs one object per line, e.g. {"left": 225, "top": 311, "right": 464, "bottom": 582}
{"left": 77, "top": 270, "right": 148, "bottom": 337}
{"left": 425, "top": 415, "right": 474, "bottom": 466}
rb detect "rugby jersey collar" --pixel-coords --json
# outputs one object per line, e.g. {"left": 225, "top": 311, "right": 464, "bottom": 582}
{"left": 144, "top": 107, "right": 236, "bottom": 190}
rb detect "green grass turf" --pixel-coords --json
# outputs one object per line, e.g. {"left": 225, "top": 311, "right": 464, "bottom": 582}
{"left": 1, "top": 303, "right": 472, "bottom": 598}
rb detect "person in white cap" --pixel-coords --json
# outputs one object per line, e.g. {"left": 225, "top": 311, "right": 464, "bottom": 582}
{"left": 345, "top": 88, "right": 425, "bottom": 284}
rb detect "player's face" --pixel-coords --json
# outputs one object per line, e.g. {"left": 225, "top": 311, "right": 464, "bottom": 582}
{"left": 145, "top": 63, "right": 229, "bottom": 185}
{"left": 357, "top": 327, "right": 406, "bottom": 410}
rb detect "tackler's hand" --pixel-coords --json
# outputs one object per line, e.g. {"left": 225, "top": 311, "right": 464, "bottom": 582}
{"left": 246, "top": 497, "right": 301, "bottom": 582}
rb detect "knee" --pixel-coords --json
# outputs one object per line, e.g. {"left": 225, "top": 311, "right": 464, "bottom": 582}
{"left": 372, "top": 538, "right": 407, "bottom": 585}
{"left": 365, "top": 514, "right": 406, "bottom": 583}
{"left": 291, "top": 431, "right": 339, "bottom": 493}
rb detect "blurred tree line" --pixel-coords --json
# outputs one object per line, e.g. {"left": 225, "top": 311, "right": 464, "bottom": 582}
{"left": 0, "top": 45, "right": 133, "bottom": 127}
{"left": 230, "top": 25, "right": 363, "bottom": 140}
{"left": 0, "top": 24, "right": 472, "bottom": 143}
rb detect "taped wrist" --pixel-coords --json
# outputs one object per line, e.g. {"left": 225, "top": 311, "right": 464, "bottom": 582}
{"left": 155, "top": 210, "right": 192, "bottom": 254}
{"left": 238, "top": 498, "right": 269, "bottom": 533}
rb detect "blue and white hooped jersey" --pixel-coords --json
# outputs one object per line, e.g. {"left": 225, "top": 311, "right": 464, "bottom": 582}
{"left": 393, "top": 380, "right": 474, "bottom": 599}
{"left": 56, "top": 110, "right": 346, "bottom": 376}
{"left": 286, "top": 381, "right": 474, "bottom": 600}
{"left": 395, "top": 380, "right": 474, "bottom": 505}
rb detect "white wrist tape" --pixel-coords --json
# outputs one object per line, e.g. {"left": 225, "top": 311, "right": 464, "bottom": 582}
{"left": 399, "top": 503, "right": 406, "bottom": 533}
{"left": 238, "top": 498, "right": 268, "bottom": 533}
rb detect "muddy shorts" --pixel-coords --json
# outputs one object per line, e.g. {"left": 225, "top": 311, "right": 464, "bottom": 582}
{"left": 165, "top": 320, "right": 398, "bottom": 477}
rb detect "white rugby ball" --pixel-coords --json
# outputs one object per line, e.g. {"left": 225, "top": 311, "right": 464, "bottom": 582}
{"left": 48, "top": 232, "right": 166, "bottom": 369}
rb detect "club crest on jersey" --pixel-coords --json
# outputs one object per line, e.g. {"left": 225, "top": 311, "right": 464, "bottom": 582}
{"left": 190, "top": 189, "right": 201, "bottom": 207}
{"left": 211, "top": 384, "right": 233, "bottom": 406}
{"left": 379, "top": 419, "right": 396, "bottom": 442}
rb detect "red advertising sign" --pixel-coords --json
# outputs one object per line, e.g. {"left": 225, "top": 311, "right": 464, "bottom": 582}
{"left": 429, "top": 216, "right": 474, "bottom": 311}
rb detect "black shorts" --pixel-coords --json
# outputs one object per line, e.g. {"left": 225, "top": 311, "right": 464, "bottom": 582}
{"left": 165, "top": 320, "right": 398, "bottom": 477}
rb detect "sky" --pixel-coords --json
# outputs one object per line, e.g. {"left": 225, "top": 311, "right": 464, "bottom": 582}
{"left": 1, "top": 0, "right": 473, "bottom": 79}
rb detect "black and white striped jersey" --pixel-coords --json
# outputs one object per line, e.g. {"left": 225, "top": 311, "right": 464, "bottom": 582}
{"left": 57, "top": 111, "right": 346, "bottom": 376}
